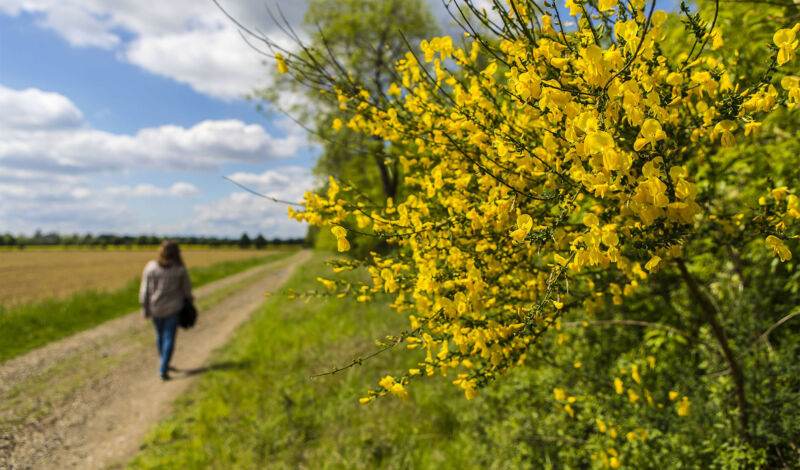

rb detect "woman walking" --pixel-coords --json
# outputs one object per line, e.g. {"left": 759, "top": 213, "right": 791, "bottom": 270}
{"left": 139, "top": 240, "right": 193, "bottom": 380}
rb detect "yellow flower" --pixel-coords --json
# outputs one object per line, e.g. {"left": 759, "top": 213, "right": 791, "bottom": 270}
{"left": 634, "top": 119, "right": 667, "bottom": 152}
{"left": 316, "top": 277, "right": 336, "bottom": 290}
{"left": 772, "top": 186, "right": 788, "bottom": 201}
{"left": 596, "top": 418, "right": 607, "bottom": 433}
{"left": 651, "top": 10, "right": 668, "bottom": 28}
{"left": 631, "top": 364, "right": 641, "bottom": 384}
{"left": 583, "top": 212, "right": 600, "bottom": 227}
{"left": 714, "top": 120, "right": 737, "bottom": 147}
{"left": 585, "top": 131, "right": 615, "bottom": 155}
{"left": 331, "top": 226, "right": 350, "bottom": 252}
{"left": 615, "top": 20, "right": 638, "bottom": 53}
{"left": 773, "top": 25, "right": 799, "bottom": 65}
{"left": 644, "top": 255, "right": 661, "bottom": 272}
{"left": 766, "top": 235, "right": 792, "bottom": 262}
{"left": 614, "top": 377, "right": 624, "bottom": 394}
{"left": 332, "top": 118, "right": 343, "bottom": 131}
{"left": 598, "top": 0, "right": 617, "bottom": 12}
{"left": 275, "top": 52, "right": 289, "bottom": 74}
{"left": 677, "top": 396, "right": 691, "bottom": 416}
{"left": 510, "top": 214, "right": 533, "bottom": 242}
{"left": 553, "top": 387, "right": 566, "bottom": 400}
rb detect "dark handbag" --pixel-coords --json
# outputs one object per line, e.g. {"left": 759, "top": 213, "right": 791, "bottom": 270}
{"left": 179, "top": 298, "right": 197, "bottom": 329}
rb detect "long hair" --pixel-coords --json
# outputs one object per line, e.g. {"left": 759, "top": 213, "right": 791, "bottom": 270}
{"left": 157, "top": 239, "right": 184, "bottom": 267}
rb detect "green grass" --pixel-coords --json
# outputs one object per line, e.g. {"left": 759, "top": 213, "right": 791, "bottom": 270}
{"left": 0, "top": 251, "right": 294, "bottom": 363}
{"left": 127, "top": 253, "right": 519, "bottom": 470}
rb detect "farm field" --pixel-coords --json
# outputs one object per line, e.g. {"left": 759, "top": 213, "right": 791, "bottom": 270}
{"left": 0, "top": 248, "right": 283, "bottom": 306}
{"left": 0, "top": 250, "right": 296, "bottom": 362}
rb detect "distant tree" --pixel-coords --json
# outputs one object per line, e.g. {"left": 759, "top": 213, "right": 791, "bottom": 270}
{"left": 249, "top": 0, "right": 438, "bottom": 257}
{"left": 239, "top": 233, "right": 252, "bottom": 249}
{"left": 254, "top": 234, "right": 267, "bottom": 249}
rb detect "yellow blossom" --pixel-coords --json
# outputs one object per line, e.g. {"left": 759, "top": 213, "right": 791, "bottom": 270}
{"left": 275, "top": 52, "right": 288, "bottom": 74}
{"left": 766, "top": 235, "right": 792, "bottom": 262}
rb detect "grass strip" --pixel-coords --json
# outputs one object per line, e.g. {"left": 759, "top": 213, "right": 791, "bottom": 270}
{"left": 128, "top": 253, "right": 490, "bottom": 470}
{"left": 0, "top": 251, "right": 294, "bottom": 363}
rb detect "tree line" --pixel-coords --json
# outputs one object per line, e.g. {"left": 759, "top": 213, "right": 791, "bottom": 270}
{"left": 0, "top": 231, "right": 305, "bottom": 249}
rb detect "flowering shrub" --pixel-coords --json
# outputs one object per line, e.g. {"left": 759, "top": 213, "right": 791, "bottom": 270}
{"left": 270, "top": 0, "right": 799, "bottom": 465}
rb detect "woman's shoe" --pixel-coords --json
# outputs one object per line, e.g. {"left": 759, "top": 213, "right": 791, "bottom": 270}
{"left": 160, "top": 372, "right": 171, "bottom": 381}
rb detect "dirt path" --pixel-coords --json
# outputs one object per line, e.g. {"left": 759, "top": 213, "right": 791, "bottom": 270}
{"left": 0, "top": 250, "right": 311, "bottom": 470}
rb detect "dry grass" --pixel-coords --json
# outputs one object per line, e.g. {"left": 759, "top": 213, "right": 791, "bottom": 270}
{"left": 0, "top": 249, "right": 277, "bottom": 306}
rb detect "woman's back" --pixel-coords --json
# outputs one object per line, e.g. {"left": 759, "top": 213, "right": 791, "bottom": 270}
{"left": 140, "top": 260, "right": 191, "bottom": 319}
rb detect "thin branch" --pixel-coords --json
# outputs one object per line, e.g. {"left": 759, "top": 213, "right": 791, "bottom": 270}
{"left": 738, "top": 310, "right": 800, "bottom": 359}
{"left": 223, "top": 176, "right": 305, "bottom": 207}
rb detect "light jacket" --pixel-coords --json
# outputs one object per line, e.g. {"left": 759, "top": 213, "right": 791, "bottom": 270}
{"left": 139, "top": 260, "right": 192, "bottom": 319}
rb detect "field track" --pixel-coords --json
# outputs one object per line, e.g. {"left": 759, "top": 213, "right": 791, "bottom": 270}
{"left": 0, "top": 250, "right": 311, "bottom": 470}
{"left": 0, "top": 249, "right": 279, "bottom": 306}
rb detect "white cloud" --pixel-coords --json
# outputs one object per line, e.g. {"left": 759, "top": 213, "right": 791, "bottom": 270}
{"left": 187, "top": 192, "right": 306, "bottom": 238}
{"left": 103, "top": 182, "right": 201, "bottom": 198}
{"left": 0, "top": 179, "right": 203, "bottom": 234}
{"left": 36, "top": 2, "right": 120, "bottom": 48}
{"left": 0, "top": 198, "right": 136, "bottom": 233}
{"left": 0, "top": 86, "right": 83, "bottom": 130}
{"left": 226, "top": 166, "right": 313, "bottom": 195}
{"left": 181, "top": 166, "right": 313, "bottom": 237}
{"left": 124, "top": 27, "right": 267, "bottom": 100}
{"left": 0, "top": 85, "right": 304, "bottom": 176}
{"left": 0, "top": 180, "right": 200, "bottom": 202}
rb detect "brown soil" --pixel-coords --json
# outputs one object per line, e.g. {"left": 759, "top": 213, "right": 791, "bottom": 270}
{"left": 0, "top": 250, "right": 311, "bottom": 470}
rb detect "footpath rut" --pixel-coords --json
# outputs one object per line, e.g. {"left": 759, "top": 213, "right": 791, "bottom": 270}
{"left": 0, "top": 250, "right": 311, "bottom": 470}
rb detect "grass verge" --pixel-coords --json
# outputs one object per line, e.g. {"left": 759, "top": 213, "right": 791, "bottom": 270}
{"left": 0, "top": 251, "right": 294, "bottom": 363}
{"left": 128, "top": 253, "right": 501, "bottom": 470}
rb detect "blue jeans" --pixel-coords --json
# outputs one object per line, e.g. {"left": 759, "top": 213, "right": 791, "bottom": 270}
{"left": 152, "top": 314, "right": 179, "bottom": 376}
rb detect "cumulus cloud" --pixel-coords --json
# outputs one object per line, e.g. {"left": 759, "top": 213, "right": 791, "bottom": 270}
{"left": 226, "top": 166, "right": 313, "bottom": 195}
{"left": 103, "top": 182, "right": 201, "bottom": 198}
{"left": 0, "top": 86, "right": 84, "bottom": 130}
{"left": 124, "top": 27, "right": 267, "bottom": 100}
{"left": 182, "top": 166, "right": 313, "bottom": 237}
{"left": 187, "top": 192, "right": 306, "bottom": 238}
{"left": 0, "top": 85, "right": 304, "bottom": 176}
{"left": 0, "top": 179, "right": 203, "bottom": 234}
{"left": 0, "top": 180, "right": 200, "bottom": 201}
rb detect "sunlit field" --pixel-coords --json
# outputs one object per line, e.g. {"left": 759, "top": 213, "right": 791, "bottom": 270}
{"left": 0, "top": 250, "right": 295, "bottom": 362}
{"left": 0, "top": 248, "right": 280, "bottom": 306}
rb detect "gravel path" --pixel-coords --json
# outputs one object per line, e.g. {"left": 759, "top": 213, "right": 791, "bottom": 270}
{"left": 0, "top": 250, "right": 311, "bottom": 470}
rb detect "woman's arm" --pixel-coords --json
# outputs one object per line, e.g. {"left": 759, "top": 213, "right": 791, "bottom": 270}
{"left": 139, "top": 265, "right": 151, "bottom": 318}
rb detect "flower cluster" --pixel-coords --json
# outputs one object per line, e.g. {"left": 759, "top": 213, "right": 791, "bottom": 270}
{"left": 287, "top": 0, "right": 798, "bottom": 430}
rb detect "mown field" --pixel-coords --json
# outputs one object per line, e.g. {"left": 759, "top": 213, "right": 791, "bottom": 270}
{"left": 0, "top": 249, "right": 296, "bottom": 362}
{"left": 0, "top": 248, "right": 285, "bottom": 306}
